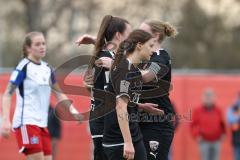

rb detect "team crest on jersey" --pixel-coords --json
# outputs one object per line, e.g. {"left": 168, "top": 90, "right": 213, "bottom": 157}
{"left": 30, "top": 136, "right": 39, "bottom": 144}
{"left": 149, "top": 141, "right": 159, "bottom": 151}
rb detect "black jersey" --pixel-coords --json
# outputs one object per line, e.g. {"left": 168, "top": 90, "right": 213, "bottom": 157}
{"left": 103, "top": 58, "right": 143, "bottom": 146}
{"left": 140, "top": 49, "right": 175, "bottom": 127}
{"left": 89, "top": 50, "right": 114, "bottom": 137}
{"left": 91, "top": 50, "right": 114, "bottom": 112}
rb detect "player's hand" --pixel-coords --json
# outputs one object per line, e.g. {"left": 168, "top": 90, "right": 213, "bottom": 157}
{"left": 75, "top": 34, "right": 96, "bottom": 46}
{"left": 123, "top": 142, "right": 135, "bottom": 160}
{"left": 83, "top": 69, "right": 94, "bottom": 87}
{"left": 1, "top": 119, "right": 11, "bottom": 138}
{"left": 138, "top": 103, "right": 164, "bottom": 115}
{"left": 95, "top": 57, "right": 113, "bottom": 69}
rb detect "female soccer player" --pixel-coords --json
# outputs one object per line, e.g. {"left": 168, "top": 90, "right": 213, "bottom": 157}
{"left": 1, "top": 32, "right": 80, "bottom": 160}
{"left": 87, "top": 15, "right": 131, "bottom": 160}
{"left": 77, "top": 19, "right": 178, "bottom": 159}
{"left": 102, "top": 29, "right": 155, "bottom": 160}
{"left": 138, "top": 20, "right": 178, "bottom": 160}
{"left": 82, "top": 15, "right": 162, "bottom": 160}
{"left": 77, "top": 20, "right": 178, "bottom": 160}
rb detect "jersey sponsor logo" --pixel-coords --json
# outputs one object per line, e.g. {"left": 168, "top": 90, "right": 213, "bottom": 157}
{"left": 120, "top": 80, "right": 130, "bottom": 93}
{"left": 30, "top": 136, "right": 39, "bottom": 144}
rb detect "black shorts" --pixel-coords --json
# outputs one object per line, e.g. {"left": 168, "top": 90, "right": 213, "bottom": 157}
{"left": 103, "top": 140, "right": 147, "bottom": 160}
{"left": 140, "top": 124, "right": 174, "bottom": 160}
{"left": 89, "top": 116, "right": 104, "bottom": 136}
{"left": 92, "top": 137, "right": 107, "bottom": 160}
{"left": 48, "top": 107, "right": 62, "bottom": 139}
{"left": 89, "top": 118, "right": 106, "bottom": 160}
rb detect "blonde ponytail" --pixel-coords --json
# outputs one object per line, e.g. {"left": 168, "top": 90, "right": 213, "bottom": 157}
{"left": 145, "top": 20, "right": 178, "bottom": 43}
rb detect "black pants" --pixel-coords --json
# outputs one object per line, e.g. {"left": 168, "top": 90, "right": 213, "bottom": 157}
{"left": 140, "top": 124, "right": 174, "bottom": 160}
{"left": 92, "top": 137, "right": 108, "bottom": 160}
{"left": 103, "top": 140, "right": 147, "bottom": 160}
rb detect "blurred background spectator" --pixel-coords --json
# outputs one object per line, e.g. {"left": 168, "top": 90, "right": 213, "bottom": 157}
{"left": 227, "top": 93, "right": 240, "bottom": 160}
{"left": 190, "top": 89, "right": 226, "bottom": 160}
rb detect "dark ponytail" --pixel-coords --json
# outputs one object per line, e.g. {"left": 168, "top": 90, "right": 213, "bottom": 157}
{"left": 89, "top": 15, "right": 129, "bottom": 69}
{"left": 111, "top": 41, "right": 128, "bottom": 71}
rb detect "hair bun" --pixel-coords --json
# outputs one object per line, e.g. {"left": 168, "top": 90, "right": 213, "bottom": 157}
{"left": 164, "top": 22, "right": 178, "bottom": 37}
{"left": 165, "top": 25, "right": 172, "bottom": 36}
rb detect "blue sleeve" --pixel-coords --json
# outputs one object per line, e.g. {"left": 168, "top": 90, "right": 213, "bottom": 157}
{"left": 50, "top": 68, "right": 57, "bottom": 84}
{"left": 9, "top": 69, "right": 26, "bottom": 86}
{"left": 227, "top": 107, "right": 240, "bottom": 124}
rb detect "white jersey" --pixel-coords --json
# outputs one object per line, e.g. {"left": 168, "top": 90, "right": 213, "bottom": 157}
{"left": 10, "top": 58, "right": 56, "bottom": 128}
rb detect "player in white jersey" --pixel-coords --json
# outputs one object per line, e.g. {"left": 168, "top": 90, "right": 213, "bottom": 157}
{"left": 1, "top": 32, "right": 80, "bottom": 160}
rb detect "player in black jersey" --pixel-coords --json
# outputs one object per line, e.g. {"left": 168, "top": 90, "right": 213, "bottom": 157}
{"left": 138, "top": 20, "right": 178, "bottom": 160}
{"left": 102, "top": 30, "right": 155, "bottom": 160}
{"left": 86, "top": 15, "right": 131, "bottom": 160}
{"left": 76, "top": 20, "right": 177, "bottom": 160}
